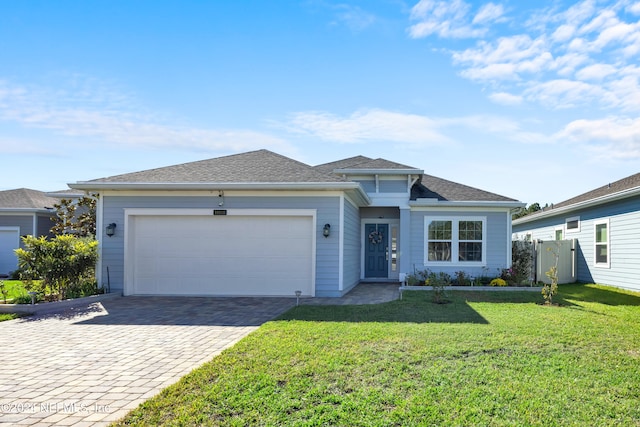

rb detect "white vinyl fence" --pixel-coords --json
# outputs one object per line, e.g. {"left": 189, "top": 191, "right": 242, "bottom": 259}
{"left": 534, "top": 239, "right": 577, "bottom": 284}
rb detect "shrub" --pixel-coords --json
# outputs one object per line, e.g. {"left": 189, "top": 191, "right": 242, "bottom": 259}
{"left": 511, "top": 240, "right": 534, "bottom": 285}
{"left": 15, "top": 235, "right": 99, "bottom": 301}
{"left": 454, "top": 271, "right": 470, "bottom": 286}
{"left": 13, "top": 294, "right": 41, "bottom": 304}
{"left": 490, "top": 278, "right": 508, "bottom": 287}
{"left": 427, "top": 271, "right": 451, "bottom": 303}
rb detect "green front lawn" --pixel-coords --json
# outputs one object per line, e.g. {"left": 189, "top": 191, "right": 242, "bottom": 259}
{"left": 0, "top": 280, "right": 30, "bottom": 303}
{"left": 114, "top": 284, "right": 640, "bottom": 426}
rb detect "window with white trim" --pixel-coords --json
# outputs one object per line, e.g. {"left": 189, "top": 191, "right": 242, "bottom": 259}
{"left": 565, "top": 216, "right": 580, "bottom": 233}
{"left": 425, "top": 217, "right": 486, "bottom": 265}
{"left": 555, "top": 227, "right": 563, "bottom": 241}
{"left": 594, "top": 219, "right": 610, "bottom": 268}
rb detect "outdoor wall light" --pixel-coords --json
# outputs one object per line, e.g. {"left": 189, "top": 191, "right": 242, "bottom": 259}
{"left": 106, "top": 223, "right": 117, "bottom": 237}
{"left": 323, "top": 223, "right": 331, "bottom": 238}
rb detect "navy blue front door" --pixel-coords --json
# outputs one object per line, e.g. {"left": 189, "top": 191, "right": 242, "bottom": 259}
{"left": 365, "top": 224, "right": 389, "bottom": 278}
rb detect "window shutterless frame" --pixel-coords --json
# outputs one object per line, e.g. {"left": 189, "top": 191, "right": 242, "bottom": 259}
{"left": 424, "top": 216, "right": 487, "bottom": 266}
{"left": 594, "top": 219, "right": 610, "bottom": 268}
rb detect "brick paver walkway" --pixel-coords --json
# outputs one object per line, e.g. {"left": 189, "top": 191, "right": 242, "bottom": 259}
{"left": 0, "top": 296, "right": 295, "bottom": 426}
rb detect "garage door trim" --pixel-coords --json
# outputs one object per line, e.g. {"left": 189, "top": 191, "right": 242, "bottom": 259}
{"left": 123, "top": 208, "right": 317, "bottom": 296}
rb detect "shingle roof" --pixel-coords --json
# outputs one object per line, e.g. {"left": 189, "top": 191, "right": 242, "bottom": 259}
{"left": 313, "top": 156, "right": 418, "bottom": 173}
{"left": 312, "top": 156, "right": 373, "bottom": 174}
{"left": 74, "top": 150, "right": 519, "bottom": 203}
{"left": 86, "top": 149, "right": 347, "bottom": 184}
{"left": 0, "top": 188, "right": 60, "bottom": 209}
{"left": 411, "top": 174, "right": 518, "bottom": 202}
{"left": 552, "top": 172, "right": 640, "bottom": 209}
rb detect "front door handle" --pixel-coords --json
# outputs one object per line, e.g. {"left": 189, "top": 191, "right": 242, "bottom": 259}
{"left": 385, "top": 247, "right": 389, "bottom": 261}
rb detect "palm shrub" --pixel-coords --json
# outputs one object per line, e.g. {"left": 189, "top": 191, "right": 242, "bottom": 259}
{"left": 15, "top": 235, "right": 98, "bottom": 301}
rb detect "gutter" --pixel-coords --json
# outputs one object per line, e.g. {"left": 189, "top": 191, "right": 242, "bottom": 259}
{"left": 513, "top": 185, "right": 640, "bottom": 226}
{"left": 334, "top": 168, "right": 424, "bottom": 175}
{"left": 68, "top": 181, "right": 372, "bottom": 205}
{"left": 409, "top": 199, "right": 525, "bottom": 209}
{"left": 0, "top": 208, "right": 54, "bottom": 214}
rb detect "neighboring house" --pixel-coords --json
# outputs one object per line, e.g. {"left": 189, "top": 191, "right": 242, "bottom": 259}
{"left": 69, "top": 150, "right": 523, "bottom": 297}
{"left": 512, "top": 172, "right": 640, "bottom": 292}
{"left": 0, "top": 188, "right": 60, "bottom": 276}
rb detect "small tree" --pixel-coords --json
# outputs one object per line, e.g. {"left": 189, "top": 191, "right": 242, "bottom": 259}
{"left": 542, "top": 246, "right": 559, "bottom": 305}
{"left": 50, "top": 196, "right": 97, "bottom": 237}
{"left": 15, "top": 235, "right": 99, "bottom": 300}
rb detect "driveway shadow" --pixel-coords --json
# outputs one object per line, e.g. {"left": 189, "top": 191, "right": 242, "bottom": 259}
{"left": 19, "top": 296, "right": 296, "bottom": 327}
{"left": 279, "top": 295, "right": 490, "bottom": 324}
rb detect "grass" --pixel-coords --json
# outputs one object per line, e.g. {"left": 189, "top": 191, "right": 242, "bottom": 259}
{"left": 0, "top": 280, "right": 30, "bottom": 303}
{"left": 113, "top": 284, "right": 640, "bottom": 426}
{"left": 0, "top": 313, "right": 21, "bottom": 322}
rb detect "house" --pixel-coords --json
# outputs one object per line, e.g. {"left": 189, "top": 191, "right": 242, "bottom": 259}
{"left": 0, "top": 188, "right": 60, "bottom": 276}
{"left": 512, "top": 172, "right": 640, "bottom": 292}
{"left": 69, "top": 150, "right": 523, "bottom": 297}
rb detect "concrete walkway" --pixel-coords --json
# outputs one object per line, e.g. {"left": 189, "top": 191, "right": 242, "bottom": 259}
{"left": 0, "top": 284, "right": 398, "bottom": 426}
{"left": 0, "top": 297, "right": 296, "bottom": 426}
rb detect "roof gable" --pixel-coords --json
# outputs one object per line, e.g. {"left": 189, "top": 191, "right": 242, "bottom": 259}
{"left": 312, "top": 156, "right": 373, "bottom": 174}
{"left": 86, "top": 150, "right": 347, "bottom": 184}
{"left": 412, "top": 174, "right": 518, "bottom": 202}
{"left": 0, "top": 188, "right": 60, "bottom": 209}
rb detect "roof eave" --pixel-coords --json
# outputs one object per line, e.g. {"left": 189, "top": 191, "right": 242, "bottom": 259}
{"left": 0, "top": 208, "right": 54, "bottom": 213}
{"left": 513, "top": 185, "right": 640, "bottom": 225}
{"left": 334, "top": 168, "right": 424, "bottom": 175}
{"left": 68, "top": 181, "right": 372, "bottom": 205}
{"left": 409, "top": 199, "right": 525, "bottom": 209}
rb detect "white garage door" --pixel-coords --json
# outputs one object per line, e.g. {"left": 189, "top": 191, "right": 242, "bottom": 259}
{"left": 0, "top": 228, "right": 19, "bottom": 276}
{"left": 128, "top": 214, "right": 314, "bottom": 297}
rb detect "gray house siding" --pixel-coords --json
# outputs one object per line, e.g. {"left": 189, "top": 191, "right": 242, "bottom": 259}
{"left": 378, "top": 179, "right": 407, "bottom": 193}
{"left": 36, "top": 213, "right": 55, "bottom": 238}
{"left": 341, "top": 198, "right": 361, "bottom": 296}
{"left": 0, "top": 215, "right": 34, "bottom": 237}
{"left": 513, "top": 196, "right": 640, "bottom": 291}
{"left": 100, "top": 194, "right": 342, "bottom": 296}
{"left": 354, "top": 180, "right": 375, "bottom": 193}
{"left": 410, "top": 210, "right": 510, "bottom": 277}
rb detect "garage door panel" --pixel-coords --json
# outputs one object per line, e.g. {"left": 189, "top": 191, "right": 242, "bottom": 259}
{"left": 130, "top": 214, "right": 313, "bottom": 296}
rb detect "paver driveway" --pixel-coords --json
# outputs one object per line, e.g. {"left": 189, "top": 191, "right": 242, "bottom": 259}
{"left": 0, "top": 295, "right": 295, "bottom": 426}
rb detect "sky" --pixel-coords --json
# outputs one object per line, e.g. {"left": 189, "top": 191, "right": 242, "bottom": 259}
{"left": 1, "top": 0, "right": 639, "bottom": 206}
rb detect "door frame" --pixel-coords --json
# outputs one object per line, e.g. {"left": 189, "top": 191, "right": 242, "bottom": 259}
{"left": 360, "top": 219, "right": 400, "bottom": 281}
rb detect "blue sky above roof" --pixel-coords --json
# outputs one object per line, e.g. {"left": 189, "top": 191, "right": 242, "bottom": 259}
{"left": 0, "top": 0, "right": 638, "bottom": 205}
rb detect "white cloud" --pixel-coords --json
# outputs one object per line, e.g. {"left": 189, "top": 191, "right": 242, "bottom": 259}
{"left": 628, "top": 2, "right": 640, "bottom": 15}
{"left": 282, "top": 109, "right": 554, "bottom": 148}
{"left": 472, "top": 3, "right": 505, "bottom": 25}
{"left": 555, "top": 116, "right": 640, "bottom": 159}
{"left": 331, "top": 4, "right": 377, "bottom": 32}
{"left": 0, "top": 79, "right": 294, "bottom": 155}
{"left": 283, "top": 109, "right": 450, "bottom": 145}
{"left": 453, "top": 35, "right": 552, "bottom": 81}
{"left": 488, "top": 92, "right": 523, "bottom": 105}
{"left": 575, "top": 63, "right": 618, "bottom": 80}
{"left": 410, "top": 0, "right": 640, "bottom": 111}
{"left": 523, "top": 79, "right": 611, "bottom": 109}
{"left": 551, "top": 24, "right": 576, "bottom": 42}
{"left": 408, "top": 0, "right": 493, "bottom": 39}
